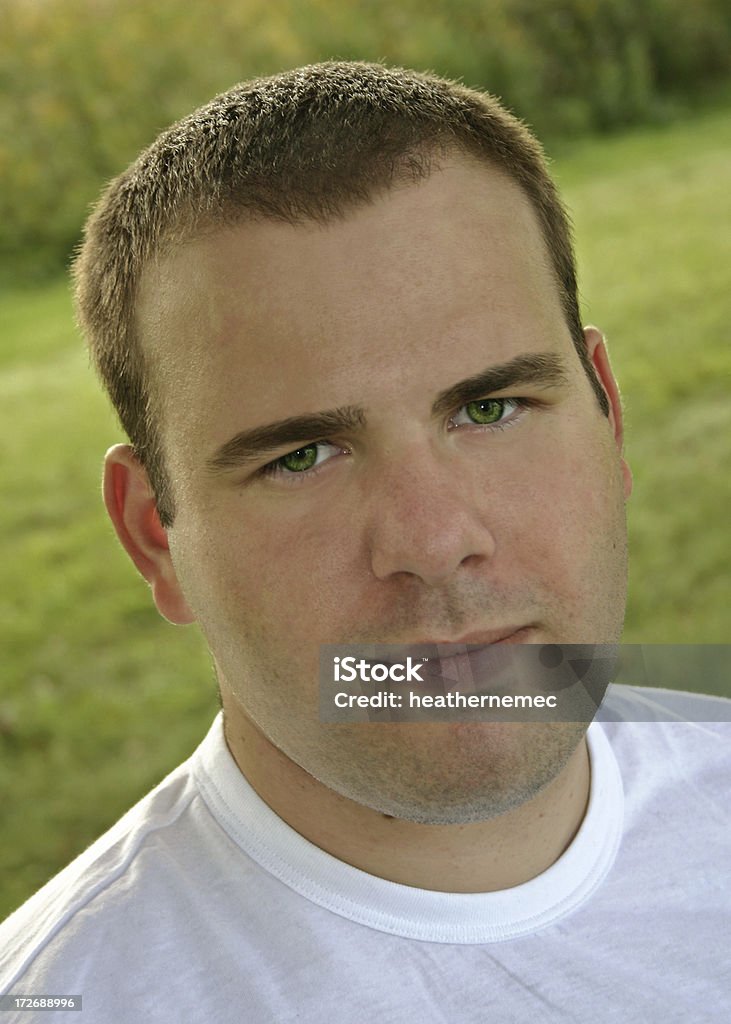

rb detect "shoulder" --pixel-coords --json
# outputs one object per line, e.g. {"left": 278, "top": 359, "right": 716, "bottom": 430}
{"left": 0, "top": 754, "right": 200, "bottom": 998}
{"left": 594, "top": 684, "right": 730, "bottom": 819}
{"left": 598, "top": 682, "right": 731, "bottom": 725}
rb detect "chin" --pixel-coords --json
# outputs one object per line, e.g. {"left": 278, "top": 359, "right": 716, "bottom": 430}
{"left": 316, "top": 720, "right": 587, "bottom": 824}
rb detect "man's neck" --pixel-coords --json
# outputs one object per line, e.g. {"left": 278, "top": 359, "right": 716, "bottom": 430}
{"left": 222, "top": 711, "right": 590, "bottom": 893}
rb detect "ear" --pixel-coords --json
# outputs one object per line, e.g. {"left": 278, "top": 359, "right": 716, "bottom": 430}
{"left": 103, "top": 444, "right": 196, "bottom": 624}
{"left": 584, "top": 326, "right": 633, "bottom": 499}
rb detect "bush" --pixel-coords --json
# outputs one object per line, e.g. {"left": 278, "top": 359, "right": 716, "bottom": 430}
{"left": 1, "top": 0, "right": 729, "bottom": 286}
{"left": 511, "top": 0, "right": 731, "bottom": 134}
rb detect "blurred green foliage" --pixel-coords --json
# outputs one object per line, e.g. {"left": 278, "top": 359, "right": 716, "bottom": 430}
{"left": 2, "top": 0, "right": 731, "bottom": 285}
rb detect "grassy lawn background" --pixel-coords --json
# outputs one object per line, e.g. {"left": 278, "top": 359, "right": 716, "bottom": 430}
{"left": 1, "top": 107, "right": 729, "bottom": 918}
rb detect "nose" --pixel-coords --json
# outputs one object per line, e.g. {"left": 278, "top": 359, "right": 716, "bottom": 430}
{"left": 366, "top": 446, "right": 497, "bottom": 586}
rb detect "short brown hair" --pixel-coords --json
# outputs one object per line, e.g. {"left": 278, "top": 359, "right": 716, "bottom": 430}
{"left": 72, "top": 60, "right": 608, "bottom": 527}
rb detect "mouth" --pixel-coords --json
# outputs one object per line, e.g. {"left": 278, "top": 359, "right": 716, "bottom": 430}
{"left": 368, "top": 626, "right": 536, "bottom": 661}
{"left": 364, "top": 627, "right": 536, "bottom": 689}
{"left": 412, "top": 626, "right": 535, "bottom": 648}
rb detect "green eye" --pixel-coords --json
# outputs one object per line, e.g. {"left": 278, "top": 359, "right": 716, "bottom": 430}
{"left": 465, "top": 399, "right": 505, "bottom": 425}
{"left": 280, "top": 445, "right": 318, "bottom": 472}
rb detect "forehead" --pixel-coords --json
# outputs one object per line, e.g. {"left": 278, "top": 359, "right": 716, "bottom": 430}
{"left": 136, "top": 156, "right": 568, "bottom": 455}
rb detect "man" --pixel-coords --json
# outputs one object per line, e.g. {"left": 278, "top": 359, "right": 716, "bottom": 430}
{"left": 1, "top": 62, "right": 728, "bottom": 1022}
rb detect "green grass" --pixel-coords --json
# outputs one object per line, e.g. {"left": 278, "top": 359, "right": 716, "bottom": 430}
{"left": 1, "top": 107, "right": 730, "bottom": 919}
{"left": 551, "top": 111, "right": 731, "bottom": 642}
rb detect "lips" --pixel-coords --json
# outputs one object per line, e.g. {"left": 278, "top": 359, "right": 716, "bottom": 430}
{"left": 349, "top": 627, "right": 535, "bottom": 694}
{"left": 365, "top": 627, "right": 532, "bottom": 661}
{"left": 362, "top": 628, "right": 535, "bottom": 690}
{"left": 420, "top": 642, "right": 513, "bottom": 684}
{"left": 413, "top": 626, "right": 534, "bottom": 647}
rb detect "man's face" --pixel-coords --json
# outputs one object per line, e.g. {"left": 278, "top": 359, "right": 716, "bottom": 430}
{"left": 136, "top": 154, "right": 631, "bottom": 823}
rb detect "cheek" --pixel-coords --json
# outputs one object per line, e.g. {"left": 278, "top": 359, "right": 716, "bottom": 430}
{"left": 173, "top": 498, "right": 353, "bottom": 634}
{"left": 502, "top": 429, "right": 626, "bottom": 582}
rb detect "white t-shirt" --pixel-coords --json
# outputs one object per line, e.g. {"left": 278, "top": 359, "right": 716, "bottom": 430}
{"left": 1, "top": 685, "right": 729, "bottom": 1023}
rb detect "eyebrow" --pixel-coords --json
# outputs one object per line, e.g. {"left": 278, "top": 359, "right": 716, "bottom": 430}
{"left": 207, "top": 406, "right": 367, "bottom": 473}
{"left": 430, "top": 351, "right": 569, "bottom": 418}
{"left": 205, "top": 351, "right": 569, "bottom": 474}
